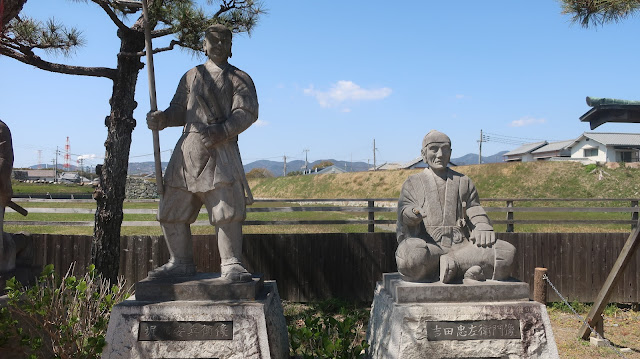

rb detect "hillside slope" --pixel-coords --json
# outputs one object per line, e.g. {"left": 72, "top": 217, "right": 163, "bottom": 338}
{"left": 248, "top": 161, "right": 640, "bottom": 199}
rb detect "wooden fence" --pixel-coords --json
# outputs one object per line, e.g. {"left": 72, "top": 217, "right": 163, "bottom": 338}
{"left": 16, "top": 232, "right": 640, "bottom": 303}
{"left": 6, "top": 197, "right": 640, "bottom": 232}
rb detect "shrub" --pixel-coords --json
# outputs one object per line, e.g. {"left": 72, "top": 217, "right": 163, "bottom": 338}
{"left": 246, "top": 168, "right": 275, "bottom": 178}
{"left": 289, "top": 314, "right": 368, "bottom": 359}
{"left": 0, "top": 263, "right": 131, "bottom": 358}
{"left": 287, "top": 299, "right": 369, "bottom": 359}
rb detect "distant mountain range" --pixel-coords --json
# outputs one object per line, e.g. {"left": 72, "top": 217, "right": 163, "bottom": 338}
{"left": 452, "top": 151, "right": 509, "bottom": 166}
{"left": 25, "top": 151, "right": 509, "bottom": 176}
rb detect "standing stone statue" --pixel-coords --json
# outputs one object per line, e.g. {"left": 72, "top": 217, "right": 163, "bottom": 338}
{"left": 395, "top": 130, "right": 515, "bottom": 283}
{"left": 146, "top": 24, "right": 258, "bottom": 282}
{"left": 0, "top": 119, "right": 15, "bottom": 273}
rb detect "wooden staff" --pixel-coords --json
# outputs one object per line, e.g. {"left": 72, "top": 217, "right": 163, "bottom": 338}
{"left": 141, "top": 0, "right": 164, "bottom": 196}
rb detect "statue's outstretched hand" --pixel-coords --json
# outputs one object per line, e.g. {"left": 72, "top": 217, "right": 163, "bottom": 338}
{"left": 147, "top": 111, "right": 167, "bottom": 131}
{"left": 471, "top": 223, "right": 496, "bottom": 248}
{"left": 403, "top": 207, "right": 426, "bottom": 226}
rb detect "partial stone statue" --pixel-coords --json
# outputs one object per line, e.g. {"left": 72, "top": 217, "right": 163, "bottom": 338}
{"left": 146, "top": 24, "right": 258, "bottom": 282}
{"left": 395, "top": 130, "right": 515, "bottom": 283}
{"left": 0, "top": 119, "right": 15, "bottom": 273}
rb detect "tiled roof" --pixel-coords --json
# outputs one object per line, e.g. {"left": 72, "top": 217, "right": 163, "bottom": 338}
{"left": 503, "top": 141, "right": 547, "bottom": 156}
{"left": 531, "top": 140, "right": 574, "bottom": 154}
{"left": 583, "top": 132, "right": 640, "bottom": 146}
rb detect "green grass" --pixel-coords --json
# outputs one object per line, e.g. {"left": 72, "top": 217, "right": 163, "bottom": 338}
{"left": 8, "top": 162, "right": 640, "bottom": 235}
{"left": 11, "top": 181, "right": 94, "bottom": 194}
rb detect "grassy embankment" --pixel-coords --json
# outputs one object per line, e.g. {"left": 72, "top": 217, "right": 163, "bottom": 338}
{"left": 7, "top": 161, "right": 640, "bottom": 234}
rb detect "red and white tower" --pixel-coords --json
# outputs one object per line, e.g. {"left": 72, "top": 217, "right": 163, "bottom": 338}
{"left": 64, "top": 136, "right": 71, "bottom": 169}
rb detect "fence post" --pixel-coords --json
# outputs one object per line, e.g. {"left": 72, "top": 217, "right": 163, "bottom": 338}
{"left": 368, "top": 200, "right": 375, "bottom": 233}
{"left": 506, "top": 200, "right": 514, "bottom": 233}
{"left": 632, "top": 200, "right": 638, "bottom": 230}
{"left": 533, "top": 267, "right": 548, "bottom": 304}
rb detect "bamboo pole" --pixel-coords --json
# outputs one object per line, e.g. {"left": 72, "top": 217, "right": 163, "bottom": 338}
{"left": 141, "top": 0, "right": 164, "bottom": 197}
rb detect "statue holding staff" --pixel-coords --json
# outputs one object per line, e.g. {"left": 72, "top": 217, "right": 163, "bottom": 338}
{"left": 146, "top": 24, "right": 258, "bottom": 282}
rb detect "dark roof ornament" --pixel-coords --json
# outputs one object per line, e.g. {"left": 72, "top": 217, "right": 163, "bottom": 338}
{"left": 580, "top": 96, "right": 640, "bottom": 129}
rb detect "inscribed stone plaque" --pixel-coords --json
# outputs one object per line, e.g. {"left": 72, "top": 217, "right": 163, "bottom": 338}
{"left": 138, "top": 321, "right": 233, "bottom": 341}
{"left": 426, "top": 319, "right": 520, "bottom": 341}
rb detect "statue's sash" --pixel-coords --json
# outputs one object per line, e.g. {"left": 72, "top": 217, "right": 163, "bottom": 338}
{"left": 418, "top": 169, "right": 461, "bottom": 248}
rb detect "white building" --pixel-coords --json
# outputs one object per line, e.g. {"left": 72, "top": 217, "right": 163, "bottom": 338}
{"left": 569, "top": 132, "right": 640, "bottom": 163}
{"left": 503, "top": 132, "right": 640, "bottom": 164}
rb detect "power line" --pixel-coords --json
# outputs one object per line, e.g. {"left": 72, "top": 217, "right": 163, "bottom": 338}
{"left": 129, "top": 149, "right": 172, "bottom": 159}
{"left": 481, "top": 131, "right": 554, "bottom": 146}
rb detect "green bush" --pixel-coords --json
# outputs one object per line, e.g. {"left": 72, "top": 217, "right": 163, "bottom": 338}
{"left": 289, "top": 314, "right": 368, "bottom": 359}
{"left": 0, "top": 263, "right": 131, "bottom": 358}
{"left": 287, "top": 299, "right": 369, "bottom": 359}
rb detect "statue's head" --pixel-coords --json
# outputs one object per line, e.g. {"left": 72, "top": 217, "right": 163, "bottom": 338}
{"left": 421, "top": 130, "right": 452, "bottom": 172}
{"left": 203, "top": 24, "right": 233, "bottom": 64}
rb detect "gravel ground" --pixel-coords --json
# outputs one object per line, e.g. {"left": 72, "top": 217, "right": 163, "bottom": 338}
{"left": 548, "top": 306, "right": 640, "bottom": 358}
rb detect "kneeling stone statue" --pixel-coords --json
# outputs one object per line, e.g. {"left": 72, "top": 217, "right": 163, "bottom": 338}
{"left": 396, "top": 130, "right": 515, "bottom": 283}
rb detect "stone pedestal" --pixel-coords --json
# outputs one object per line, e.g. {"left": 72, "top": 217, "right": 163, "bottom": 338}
{"left": 102, "top": 275, "right": 288, "bottom": 359}
{"left": 367, "top": 273, "right": 559, "bottom": 359}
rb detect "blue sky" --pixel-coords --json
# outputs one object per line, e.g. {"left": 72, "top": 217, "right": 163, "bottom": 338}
{"left": 3, "top": 1, "right": 640, "bottom": 170}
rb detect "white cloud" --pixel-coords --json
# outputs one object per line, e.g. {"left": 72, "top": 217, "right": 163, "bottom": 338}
{"left": 77, "top": 154, "right": 97, "bottom": 161}
{"left": 304, "top": 80, "right": 392, "bottom": 108}
{"left": 509, "top": 116, "right": 546, "bottom": 127}
{"left": 254, "top": 119, "right": 269, "bottom": 127}
{"left": 455, "top": 94, "right": 466, "bottom": 99}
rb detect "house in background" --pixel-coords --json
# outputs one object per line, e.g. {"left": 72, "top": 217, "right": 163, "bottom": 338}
{"left": 58, "top": 172, "right": 81, "bottom": 184}
{"left": 369, "top": 162, "right": 404, "bottom": 171}
{"left": 312, "top": 165, "right": 348, "bottom": 175}
{"left": 402, "top": 157, "right": 428, "bottom": 169}
{"left": 568, "top": 132, "right": 640, "bottom": 163}
{"left": 502, "top": 132, "right": 640, "bottom": 164}
{"left": 12, "top": 169, "right": 56, "bottom": 182}
{"left": 530, "top": 140, "right": 573, "bottom": 161}
{"left": 503, "top": 141, "right": 548, "bottom": 162}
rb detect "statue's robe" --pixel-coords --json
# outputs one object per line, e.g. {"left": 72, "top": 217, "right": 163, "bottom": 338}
{"left": 395, "top": 168, "right": 514, "bottom": 282}
{"left": 163, "top": 61, "right": 258, "bottom": 194}
{"left": 397, "top": 168, "right": 489, "bottom": 249}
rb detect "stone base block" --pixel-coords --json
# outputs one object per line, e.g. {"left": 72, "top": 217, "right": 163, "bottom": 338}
{"left": 367, "top": 274, "right": 559, "bottom": 359}
{"left": 383, "top": 272, "right": 530, "bottom": 303}
{"left": 102, "top": 281, "right": 288, "bottom": 359}
{"left": 590, "top": 336, "right": 609, "bottom": 347}
{"left": 135, "top": 273, "right": 264, "bottom": 301}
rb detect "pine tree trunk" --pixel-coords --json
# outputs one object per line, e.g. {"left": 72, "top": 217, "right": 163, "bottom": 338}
{"left": 92, "top": 28, "right": 145, "bottom": 283}
{"left": 1, "top": 0, "right": 28, "bottom": 30}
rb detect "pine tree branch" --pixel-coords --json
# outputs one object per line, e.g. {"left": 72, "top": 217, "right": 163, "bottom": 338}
{"left": 0, "top": 46, "right": 117, "bottom": 79}
{"left": 151, "top": 27, "right": 175, "bottom": 38}
{"left": 119, "top": 39, "right": 182, "bottom": 56}
{"left": 214, "top": 0, "right": 239, "bottom": 18}
{"left": 92, "top": 0, "right": 130, "bottom": 32}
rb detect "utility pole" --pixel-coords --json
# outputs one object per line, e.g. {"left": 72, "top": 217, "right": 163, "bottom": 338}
{"left": 373, "top": 139, "right": 378, "bottom": 171}
{"left": 55, "top": 146, "right": 59, "bottom": 183}
{"left": 283, "top": 155, "right": 287, "bottom": 177}
{"left": 37, "top": 150, "right": 42, "bottom": 169}
{"left": 478, "top": 129, "right": 483, "bottom": 165}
